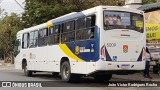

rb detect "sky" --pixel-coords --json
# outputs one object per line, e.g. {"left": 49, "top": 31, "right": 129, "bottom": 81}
{"left": 0, "top": 0, "right": 25, "bottom": 16}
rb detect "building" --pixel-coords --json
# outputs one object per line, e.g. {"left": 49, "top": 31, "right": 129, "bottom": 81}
{"left": 139, "top": 2, "right": 160, "bottom": 47}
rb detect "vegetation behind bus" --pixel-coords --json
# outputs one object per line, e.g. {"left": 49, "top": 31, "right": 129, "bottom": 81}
{"left": 0, "top": 13, "right": 23, "bottom": 62}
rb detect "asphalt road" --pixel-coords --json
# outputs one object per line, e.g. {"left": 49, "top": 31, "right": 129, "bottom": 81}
{"left": 0, "top": 70, "right": 160, "bottom": 90}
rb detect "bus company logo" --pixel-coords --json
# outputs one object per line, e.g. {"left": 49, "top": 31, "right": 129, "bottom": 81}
{"left": 75, "top": 46, "right": 80, "bottom": 54}
{"left": 2, "top": 82, "right": 11, "bottom": 87}
{"left": 123, "top": 45, "right": 128, "bottom": 53}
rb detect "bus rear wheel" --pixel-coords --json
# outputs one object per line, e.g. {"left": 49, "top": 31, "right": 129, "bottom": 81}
{"left": 94, "top": 74, "right": 112, "bottom": 82}
{"left": 60, "top": 61, "right": 80, "bottom": 82}
{"left": 24, "top": 63, "right": 32, "bottom": 77}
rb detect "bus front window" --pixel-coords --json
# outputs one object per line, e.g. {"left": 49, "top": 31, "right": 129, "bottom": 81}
{"left": 103, "top": 11, "right": 144, "bottom": 33}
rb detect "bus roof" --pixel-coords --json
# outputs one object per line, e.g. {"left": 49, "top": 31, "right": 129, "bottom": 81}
{"left": 17, "top": 23, "right": 47, "bottom": 35}
{"left": 17, "top": 5, "right": 143, "bottom": 35}
{"left": 48, "top": 5, "right": 143, "bottom": 24}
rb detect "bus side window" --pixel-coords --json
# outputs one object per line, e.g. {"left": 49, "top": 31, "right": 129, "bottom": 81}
{"left": 29, "top": 31, "right": 38, "bottom": 48}
{"left": 76, "top": 17, "right": 86, "bottom": 40}
{"left": 49, "top": 26, "right": 54, "bottom": 45}
{"left": 49, "top": 26, "right": 54, "bottom": 35}
{"left": 62, "top": 21, "right": 75, "bottom": 43}
{"left": 62, "top": 22, "right": 68, "bottom": 43}
{"left": 85, "top": 15, "right": 95, "bottom": 39}
{"left": 34, "top": 31, "right": 38, "bottom": 46}
{"left": 76, "top": 17, "right": 86, "bottom": 30}
{"left": 54, "top": 25, "right": 60, "bottom": 44}
{"left": 76, "top": 15, "right": 95, "bottom": 40}
{"left": 38, "top": 28, "right": 48, "bottom": 47}
{"left": 44, "top": 28, "right": 48, "bottom": 45}
{"left": 29, "top": 31, "right": 34, "bottom": 48}
{"left": 49, "top": 25, "right": 60, "bottom": 45}
{"left": 22, "top": 33, "right": 29, "bottom": 49}
{"left": 70, "top": 21, "right": 75, "bottom": 42}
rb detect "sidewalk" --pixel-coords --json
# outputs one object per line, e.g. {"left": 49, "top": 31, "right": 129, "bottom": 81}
{"left": 112, "top": 65, "right": 160, "bottom": 81}
{"left": 0, "top": 60, "right": 15, "bottom": 70}
{"left": 112, "top": 72, "right": 160, "bottom": 81}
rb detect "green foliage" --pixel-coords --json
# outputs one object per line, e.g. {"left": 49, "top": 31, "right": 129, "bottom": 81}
{"left": 0, "top": 13, "right": 23, "bottom": 57}
{"left": 22, "top": 0, "right": 70, "bottom": 27}
{"left": 142, "top": 0, "right": 157, "bottom": 4}
{"left": 22, "top": 0, "right": 123, "bottom": 28}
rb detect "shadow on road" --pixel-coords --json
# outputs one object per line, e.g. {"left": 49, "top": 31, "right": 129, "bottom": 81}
{"left": 25, "top": 73, "right": 147, "bottom": 87}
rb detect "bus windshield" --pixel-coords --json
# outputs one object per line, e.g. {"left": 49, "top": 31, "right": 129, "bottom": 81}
{"left": 104, "top": 11, "right": 144, "bottom": 33}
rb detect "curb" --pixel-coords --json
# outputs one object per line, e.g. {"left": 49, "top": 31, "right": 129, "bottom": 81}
{"left": 0, "top": 63, "right": 14, "bottom": 70}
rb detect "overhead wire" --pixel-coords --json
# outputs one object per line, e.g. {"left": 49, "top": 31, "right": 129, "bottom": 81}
{"left": 0, "top": 0, "right": 24, "bottom": 17}
{"left": 14, "top": 0, "right": 24, "bottom": 10}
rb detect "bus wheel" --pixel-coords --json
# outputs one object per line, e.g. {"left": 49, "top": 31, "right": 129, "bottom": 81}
{"left": 24, "top": 63, "right": 32, "bottom": 77}
{"left": 60, "top": 61, "right": 80, "bottom": 82}
{"left": 94, "top": 74, "right": 112, "bottom": 82}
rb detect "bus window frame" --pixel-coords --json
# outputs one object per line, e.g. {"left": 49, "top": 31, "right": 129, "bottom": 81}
{"left": 29, "top": 30, "right": 38, "bottom": 48}
{"left": 48, "top": 24, "right": 61, "bottom": 45}
{"left": 22, "top": 33, "right": 30, "bottom": 49}
{"left": 38, "top": 28, "right": 49, "bottom": 47}
{"left": 75, "top": 14, "right": 96, "bottom": 41}
{"left": 61, "top": 20, "right": 76, "bottom": 43}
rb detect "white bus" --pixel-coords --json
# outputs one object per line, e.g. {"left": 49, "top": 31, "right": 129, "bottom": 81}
{"left": 14, "top": 6, "right": 146, "bottom": 82}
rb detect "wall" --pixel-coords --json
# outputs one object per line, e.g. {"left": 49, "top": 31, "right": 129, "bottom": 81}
{"left": 145, "top": 10, "right": 160, "bottom": 47}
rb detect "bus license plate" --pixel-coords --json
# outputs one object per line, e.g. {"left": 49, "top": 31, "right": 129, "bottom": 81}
{"left": 121, "top": 64, "right": 130, "bottom": 69}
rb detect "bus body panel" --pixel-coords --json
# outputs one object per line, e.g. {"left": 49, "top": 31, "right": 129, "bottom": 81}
{"left": 14, "top": 6, "right": 146, "bottom": 75}
{"left": 97, "top": 6, "right": 146, "bottom": 71}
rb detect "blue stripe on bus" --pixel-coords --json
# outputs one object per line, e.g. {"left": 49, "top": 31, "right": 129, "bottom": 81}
{"left": 65, "top": 26, "right": 100, "bottom": 62}
{"left": 104, "top": 46, "right": 112, "bottom": 61}
{"left": 137, "top": 49, "right": 143, "bottom": 61}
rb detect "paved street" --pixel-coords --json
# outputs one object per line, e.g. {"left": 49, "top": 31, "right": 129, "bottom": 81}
{"left": 0, "top": 63, "right": 160, "bottom": 90}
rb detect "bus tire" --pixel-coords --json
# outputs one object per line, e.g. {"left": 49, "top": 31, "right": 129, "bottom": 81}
{"left": 60, "top": 61, "right": 80, "bottom": 82}
{"left": 24, "top": 63, "right": 32, "bottom": 77}
{"left": 94, "top": 74, "right": 112, "bottom": 82}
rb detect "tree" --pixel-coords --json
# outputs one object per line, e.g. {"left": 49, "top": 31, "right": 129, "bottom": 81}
{"left": 0, "top": 13, "right": 23, "bottom": 60}
{"left": 22, "top": 0, "right": 124, "bottom": 28}
{"left": 142, "top": 0, "right": 157, "bottom": 4}
{"left": 22, "top": 0, "right": 70, "bottom": 28}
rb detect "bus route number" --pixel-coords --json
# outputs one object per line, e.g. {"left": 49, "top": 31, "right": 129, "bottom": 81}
{"left": 106, "top": 43, "right": 116, "bottom": 47}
